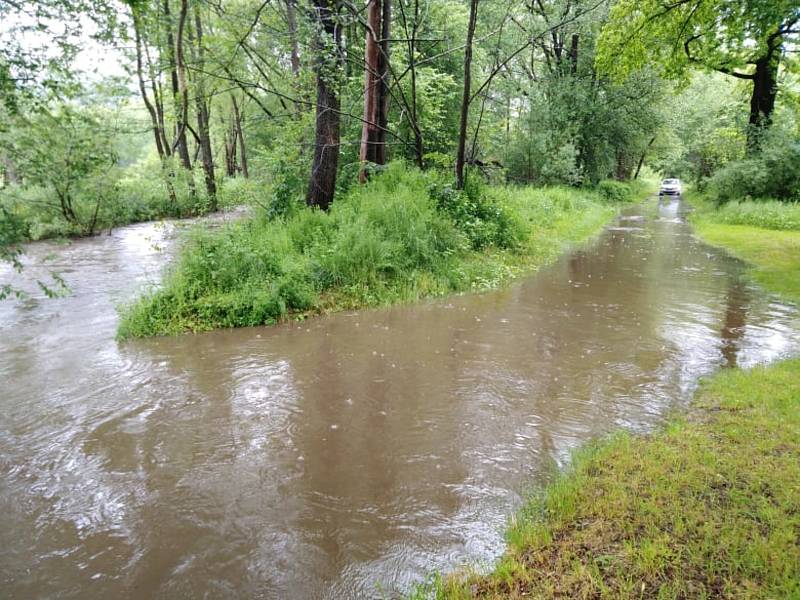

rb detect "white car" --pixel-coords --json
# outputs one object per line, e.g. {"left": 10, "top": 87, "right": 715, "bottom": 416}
{"left": 659, "top": 178, "right": 682, "bottom": 196}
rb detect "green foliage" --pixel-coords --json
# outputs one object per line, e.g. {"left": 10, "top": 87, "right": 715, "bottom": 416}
{"left": 648, "top": 73, "right": 747, "bottom": 185}
{"left": 118, "top": 163, "right": 638, "bottom": 337}
{"left": 707, "top": 125, "right": 800, "bottom": 202}
{"left": 428, "top": 178, "right": 526, "bottom": 250}
{"left": 596, "top": 179, "right": 635, "bottom": 203}
{"left": 1, "top": 104, "right": 118, "bottom": 234}
{"left": 701, "top": 200, "right": 800, "bottom": 231}
{"left": 0, "top": 205, "right": 27, "bottom": 298}
{"left": 597, "top": 0, "right": 798, "bottom": 81}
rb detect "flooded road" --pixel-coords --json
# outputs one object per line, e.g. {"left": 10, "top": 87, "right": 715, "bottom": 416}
{"left": 2, "top": 198, "right": 798, "bottom": 598}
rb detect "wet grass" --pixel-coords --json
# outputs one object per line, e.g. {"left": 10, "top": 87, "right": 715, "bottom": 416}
{"left": 118, "top": 164, "right": 649, "bottom": 338}
{"left": 690, "top": 195, "right": 800, "bottom": 304}
{"left": 417, "top": 358, "right": 800, "bottom": 599}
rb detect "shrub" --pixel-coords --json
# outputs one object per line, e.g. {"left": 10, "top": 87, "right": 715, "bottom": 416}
{"left": 216, "top": 176, "right": 264, "bottom": 210}
{"left": 708, "top": 127, "right": 800, "bottom": 203}
{"left": 597, "top": 179, "right": 633, "bottom": 203}
{"left": 428, "top": 179, "right": 526, "bottom": 250}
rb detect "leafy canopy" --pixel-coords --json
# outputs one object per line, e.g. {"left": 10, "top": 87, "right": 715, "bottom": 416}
{"left": 596, "top": 0, "right": 800, "bottom": 81}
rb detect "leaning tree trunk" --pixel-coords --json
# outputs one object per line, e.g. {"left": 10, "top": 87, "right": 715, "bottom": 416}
{"left": 634, "top": 136, "right": 656, "bottom": 179}
{"left": 306, "top": 0, "right": 342, "bottom": 210}
{"left": 455, "top": 0, "right": 479, "bottom": 190}
{"left": 132, "top": 10, "right": 166, "bottom": 159}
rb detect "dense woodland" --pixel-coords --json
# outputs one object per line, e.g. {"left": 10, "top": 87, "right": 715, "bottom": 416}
{"left": 1, "top": 0, "right": 799, "bottom": 305}
{"left": 2, "top": 0, "right": 799, "bottom": 227}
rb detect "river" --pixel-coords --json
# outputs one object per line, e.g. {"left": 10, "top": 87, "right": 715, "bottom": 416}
{"left": 1, "top": 198, "right": 798, "bottom": 598}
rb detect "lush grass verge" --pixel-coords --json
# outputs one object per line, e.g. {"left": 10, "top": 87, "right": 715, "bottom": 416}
{"left": 689, "top": 194, "right": 800, "bottom": 303}
{"left": 117, "top": 164, "right": 649, "bottom": 338}
{"left": 420, "top": 358, "right": 800, "bottom": 599}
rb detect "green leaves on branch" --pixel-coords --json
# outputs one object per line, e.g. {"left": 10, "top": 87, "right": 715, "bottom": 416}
{"left": 597, "top": 0, "right": 799, "bottom": 81}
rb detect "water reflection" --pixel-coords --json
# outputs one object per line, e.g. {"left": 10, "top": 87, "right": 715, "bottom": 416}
{"left": 1, "top": 199, "right": 798, "bottom": 598}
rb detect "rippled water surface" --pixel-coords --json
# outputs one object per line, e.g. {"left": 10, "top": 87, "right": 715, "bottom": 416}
{"left": 2, "top": 199, "right": 798, "bottom": 598}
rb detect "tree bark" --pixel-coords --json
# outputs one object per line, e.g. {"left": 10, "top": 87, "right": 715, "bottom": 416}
{"left": 398, "top": 0, "right": 424, "bottom": 168}
{"left": 232, "top": 95, "right": 249, "bottom": 178}
{"left": 455, "top": 0, "right": 479, "bottom": 190}
{"left": 286, "top": 0, "right": 301, "bottom": 77}
{"left": 132, "top": 9, "right": 166, "bottom": 159}
{"left": 569, "top": 33, "right": 578, "bottom": 75}
{"left": 144, "top": 40, "right": 171, "bottom": 157}
{"left": 306, "top": 0, "right": 342, "bottom": 210}
{"left": 164, "top": 0, "right": 192, "bottom": 171}
{"left": 375, "top": 0, "right": 391, "bottom": 165}
{"left": 634, "top": 136, "right": 656, "bottom": 179}
{"left": 189, "top": 3, "right": 217, "bottom": 207}
{"left": 747, "top": 53, "right": 779, "bottom": 152}
{"left": 358, "top": 0, "right": 391, "bottom": 182}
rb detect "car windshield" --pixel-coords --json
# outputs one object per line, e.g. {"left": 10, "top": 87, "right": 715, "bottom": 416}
{"left": 662, "top": 179, "right": 679, "bottom": 184}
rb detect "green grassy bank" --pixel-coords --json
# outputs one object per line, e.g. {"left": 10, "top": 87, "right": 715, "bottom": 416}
{"left": 689, "top": 196, "right": 800, "bottom": 304}
{"left": 118, "top": 164, "right": 648, "bottom": 338}
{"left": 422, "top": 360, "right": 800, "bottom": 599}
{"left": 416, "top": 196, "right": 800, "bottom": 599}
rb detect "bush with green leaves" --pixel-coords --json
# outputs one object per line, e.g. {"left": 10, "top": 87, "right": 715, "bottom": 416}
{"left": 2, "top": 105, "right": 118, "bottom": 234}
{"left": 597, "top": 179, "right": 636, "bottom": 203}
{"left": 708, "top": 125, "right": 800, "bottom": 203}
{"left": 428, "top": 177, "right": 526, "bottom": 250}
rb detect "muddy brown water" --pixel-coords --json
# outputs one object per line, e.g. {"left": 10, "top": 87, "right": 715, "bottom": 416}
{"left": 1, "top": 199, "right": 799, "bottom": 599}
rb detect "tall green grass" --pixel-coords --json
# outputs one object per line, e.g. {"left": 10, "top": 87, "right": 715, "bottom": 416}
{"left": 119, "top": 163, "right": 642, "bottom": 338}
{"left": 689, "top": 192, "right": 800, "bottom": 302}
{"left": 702, "top": 199, "right": 800, "bottom": 231}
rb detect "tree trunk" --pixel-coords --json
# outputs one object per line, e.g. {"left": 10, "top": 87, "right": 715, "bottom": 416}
{"left": 164, "top": 0, "right": 192, "bottom": 174}
{"left": 132, "top": 10, "right": 166, "bottom": 159}
{"left": 634, "top": 136, "right": 656, "bottom": 179}
{"left": 286, "top": 0, "right": 301, "bottom": 77}
{"left": 285, "top": 0, "right": 305, "bottom": 117}
{"left": 399, "top": 0, "right": 424, "bottom": 168}
{"left": 224, "top": 125, "right": 237, "bottom": 177}
{"left": 144, "top": 39, "right": 171, "bottom": 157}
{"left": 569, "top": 33, "right": 579, "bottom": 75}
{"left": 306, "top": 0, "right": 342, "bottom": 210}
{"left": 747, "top": 53, "right": 779, "bottom": 153}
{"left": 190, "top": 4, "right": 217, "bottom": 207}
{"left": 375, "top": 0, "right": 391, "bottom": 165}
{"left": 358, "top": 0, "right": 391, "bottom": 182}
{"left": 455, "top": 0, "right": 479, "bottom": 190}
{"left": 232, "top": 95, "right": 249, "bottom": 178}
